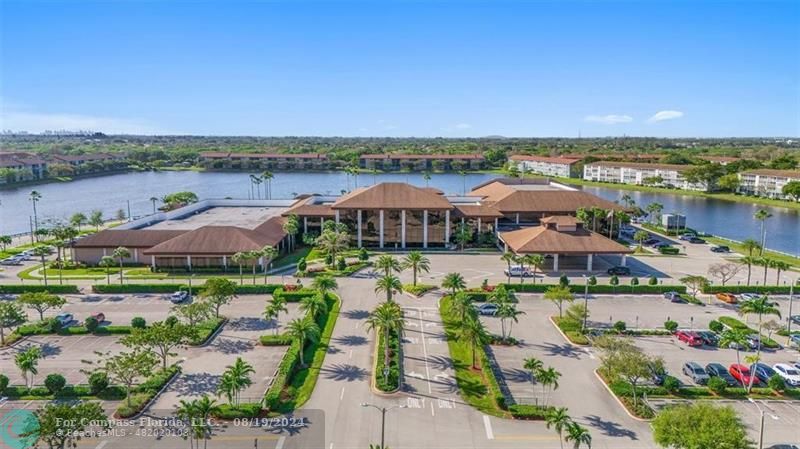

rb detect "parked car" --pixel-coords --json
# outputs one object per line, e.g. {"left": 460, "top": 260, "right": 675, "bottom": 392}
{"left": 504, "top": 265, "right": 533, "bottom": 277}
{"left": 653, "top": 243, "right": 672, "bottom": 250}
{"left": 705, "top": 363, "right": 739, "bottom": 386}
{"left": 682, "top": 362, "right": 710, "bottom": 385}
{"left": 696, "top": 331, "right": 719, "bottom": 347}
{"left": 170, "top": 291, "right": 190, "bottom": 304}
{"left": 772, "top": 363, "right": 800, "bottom": 387}
{"left": 648, "top": 363, "right": 668, "bottom": 386}
{"left": 607, "top": 266, "right": 631, "bottom": 275}
{"left": 710, "top": 245, "right": 730, "bottom": 253}
{"left": 729, "top": 364, "right": 759, "bottom": 387}
{"left": 739, "top": 293, "right": 761, "bottom": 301}
{"left": 745, "top": 334, "right": 763, "bottom": 350}
{"left": 750, "top": 363, "right": 777, "bottom": 384}
{"left": 675, "top": 330, "right": 704, "bottom": 346}
{"left": 0, "top": 257, "right": 22, "bottom": 266}
{"left": 55, "top": 313, "right": 74, "bottom": 327}
{"left": 89, "top": 312, "right": 105, "bottom": 323}
{"left": 716, "top": 292, "right": 738, "bottom": 304}
{"left": 475, "top": 303, "right": 499, "bottom": 316}
{"left": 644, "top": 238, "right": 661, "bottom": 246}
{"left": 687, "top": 237, "right": 706, "bottom": 244}
{"left": 679, "top": 233, "right": 696, "bottom": 241}
{"left": 790, "top": 315, "right": 800, "bottom": 325}
{"left": 790, "top": 334, "right": 800, "bottom": 348}
{"left": 663, "top": 291, "right": 683, "bottom": 302}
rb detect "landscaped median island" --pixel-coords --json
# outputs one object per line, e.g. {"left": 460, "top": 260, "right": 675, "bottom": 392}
{"left": 365, "top": 301, "right": 403, "bottom": 393}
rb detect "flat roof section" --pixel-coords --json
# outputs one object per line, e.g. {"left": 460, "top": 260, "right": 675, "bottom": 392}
{"left": 145, "top": 206, "right": 288, "bottom": 231}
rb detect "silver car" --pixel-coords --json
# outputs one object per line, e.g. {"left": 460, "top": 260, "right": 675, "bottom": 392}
{"left": 682, "top": 361, "right": 710, "bottom": 385}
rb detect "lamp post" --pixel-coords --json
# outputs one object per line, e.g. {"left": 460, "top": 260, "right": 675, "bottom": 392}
{"left": 748, "top": 397, "right": 779, "bottom": 449}
{"left": 188, "top": 274, "right": 195, "bottom": 298}
{"left": 787, "top": 279, "right": 795, "bottom": 345}
{"left": 361, "top": 403, "right": 406, "bottom": 449}
{"left": 582, "top": 274, "right": 589, "bottom": 332}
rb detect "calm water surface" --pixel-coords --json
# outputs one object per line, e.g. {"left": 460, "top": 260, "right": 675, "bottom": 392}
{"left": 1, "top": 171, "right": 798, "bottom": 256}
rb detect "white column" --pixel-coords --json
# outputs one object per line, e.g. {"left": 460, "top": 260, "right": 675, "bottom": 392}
{"left": 303, "top": 217, "right": 308, "bottom": 234}
{"left": 357, "top": 210, "right": 363, "bottom": 248}
{"left": 222, "top": 255, "right": 227, "bottom": 269}
{"left": 102, "top": 248, "right": 107, "bottom": 257}
{"left": 320, "top": 217, "right": 324, "bottom": 228}
{"left": 151, "top": 257, "right": 156, "bottom": 269}
{"left": 621, "top": 254, "right": 627, "bottom": 267}
{"left": 401, "top": 210, "right": 407, "bottom": 248}
{"left": 187, "top": 255, "right": 192, "bottom": 270}
{"left": 379, "top": 210, "right": 385, "bottom": 248}
{"left": 587, "top": 254, "right": 593, "bottom": 271}
{"left": 553, "top": 254, "right": 559, "bottom": 272}
{"left": 516, "top": 213, "right": 520, "bottom": 224}
{"left": 494, "top": 218, "right": 499, "bottom": 235}
{"left": 335, "top": 210, "right": 340, "bottom": 224}
{"left": 133, "top": 248, "right": 139, "bottom": 263}
{"left": 445, "top": 210, "right": 451, "bottom": 242}
{"left": 423, "top": 210, "right": 428, "bottom": 248}
{"left": 477, "top": 217, "right": 482, "bottom": 233}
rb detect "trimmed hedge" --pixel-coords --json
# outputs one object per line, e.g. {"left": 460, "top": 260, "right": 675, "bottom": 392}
{"left": 403, "top": 283, "right": 436, "bottom": 296}
{"left": 272, "top": 287, "right": 318, "bottom": 302}
{"left": 260, "top": 334, "right": 293, "bottom": 346}
{"left": 702, "top": 285, "right": 796, "bottom": 294}
{"left": 504, "top": 283, "right": 687, "bottom": 294}
{"left": 374, "top": 325, "right": 402, "bottom": 392}
{"left": 14, "top": 320, "right": 135, "bottom": 338}
{"left": 116, "top": 365, "right": 181, "bottom": 418}
{"left": 508, "top": 404, "right": 552, "bottom": 420}
{"left": 0, "top": 284, "right": 80, "bottom": 294}
{"left": 1, "top": 384, "right": 126, "bottom": 400}
{"left": 91, "top": 283, "right": 283, "bottom": 294}
{"left": 214, "top": 403, "right": 262, "bottom": 419}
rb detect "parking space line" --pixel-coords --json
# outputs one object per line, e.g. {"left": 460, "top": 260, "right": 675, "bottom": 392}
{"left": 482, "top": 415, "right": 494, "bottom": 440}
{"left": 417, "top": 308, "right": 432, "bottom": 395}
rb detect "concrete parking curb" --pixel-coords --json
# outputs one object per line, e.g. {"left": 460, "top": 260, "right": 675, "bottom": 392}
{"left": 548, "top": 315, "right": 589, "bottom": 346}
{"left": 593, "top": 369, "right": 652, "bottom": 422}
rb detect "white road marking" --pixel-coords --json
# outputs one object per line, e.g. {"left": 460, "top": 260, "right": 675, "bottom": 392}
{"left": 348, "top": 350, "right": 353, "bottom": 359}
{"left": 406, "top": 371, "right": 425, "bottom": 380}
{"left": 430, "top": 401, "right": 435, "bottom": 416}
{"left": 275, "top": 437, "right": 285, "bottom": 449}
{"left": 583, "top": 348, "right": 596, "bottom": 360}
{"left": 483, "top": 415, "right": 494, "bottom": 440}
{"left": 329, "top": 443, "right": 334, "bottom": 449}
{"left": 94, "top": 441, "right": 108, "bottom": 449}
{"left": 418, "top": 308, "right": 433, "bottom": 394}
{"left": 340, "top": 387, "right": 345, "bottom": 400}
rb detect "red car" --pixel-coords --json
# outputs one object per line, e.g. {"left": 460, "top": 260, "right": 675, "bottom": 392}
{"left": 675, "top": 330, "right": 703, "bottom": 346}
{"left": 729, "top": 364, "right": 759, "bottom": 387}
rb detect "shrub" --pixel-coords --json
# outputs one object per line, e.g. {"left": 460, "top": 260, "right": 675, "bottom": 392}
{"left": 559, "top": 274, "right": 569, "bottom": 287}
{"left": 587, "top": 275, "right": 597, "bottom": 286}
{"left": 504, "top": 283, "right": 686, "bottom": 294}
{"left": 648, "top": 276, "right": 658, "bottom": 286}
{"left": 88, "top": 371, "right": 109, "bottom": 395}
{"left": 260, "top": 334, "right": 293, "bottom": 346}
{"left": 297, "top": 257, "right": 307, "bottom": 271}
{"left": 84, "top": 316, "right": 99, "bottom": 332}
{"left": 663, "top": 376, "right": 680, "bottom": 394}
{"left": 358, "top": 247, "right": 369, "bottom": 261}
{"left": 707, "top": 376, "right": 727, "bottom": 395}
{"left": 768, "top": 374, "right": 786, "bottom": 393}
{"left": 708, "top": 320, "right": 723, "bottom": 333}
{"left": 214, "top": 403, "right": 262, "bottom": 419}
{"left": 664, "top": 320, "right": 678, "bottom": 332}
{"left": 336, "top": 257, "right": 346, "bottom": 271}
{"left": 273, "top": 288, "right": 318, "bottom": 302}
{"left": 0, "top": 374, "right": 8, "bottom": 393}
{"left": 165, "top": 316, "right": 179, "bottom": 327}
{"left": 403, "top": 284, "right": 436, "bottom": 296}
{"left": 0, "top": 285, "right": 80, "bottom": 294}
{"left": 613, "top": 321, "right": 627, "bottom": 333}
{"left": 324, "top": 253, "right": 333, "bottom": 266}
{"left": 659, "top": 246, "right": 680, "bottom": 255}
{"left": 44, "top": 373, "right": 67, "bottom": 394}
{"left": 131, "top": 317, "right": 146, "bottom": 329}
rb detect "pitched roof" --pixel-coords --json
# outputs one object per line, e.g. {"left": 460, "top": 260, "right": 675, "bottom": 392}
{"left": 282, "top": 197, "right": 336, "bottom": 217}
{"left": 73, "top": 230, "right": 187, "bottom": 248}
{"left": 540, "top": 216, "right": 582, "bottom": 226}
{"left": 331, "top": 183, "right": 454, "bottom": 210}
{"left": 360, "top": 153, "right": 484, "bottom": 160}
{"left": 509, "top": 155, "right": 580, "bottom": 165}
{"left": 470, "top": 181, "right": 623, "bottom": 214}
{"left": 143, "top": 217, "right": 287, "bottom": 255}
{"left": 451, "top": 203, "right": 504, "bottom": 218}
{"left": 742, "top": 169, "right": 800, "bottom": 179}
{"left": 200, "top": 151, "right": 326, "bottom": 160}
{"left": 500, "top": 226, "right": 633, "bottom": 255}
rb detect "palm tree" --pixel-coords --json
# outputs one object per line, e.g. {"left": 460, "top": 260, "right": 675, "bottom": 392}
{"left": 218, "top": 357, "right": 254, "bottom": 407}
{"left": 32, "top": 245, "right": 51, "bottom": 286}
{"left": 375, "top": 274, "right": 403, "bottom": 302}
{"left": 247, "top": 250, "right": 261, "bottom": 284}
{"left": 375, "top": 255, "right": 402, "bottom": 276}
{"left": 545, "top": 407, "right": 571, "bottom": 449}
{"left": 112, "top": 246, "right": 130, "bottom": 284}
{"left": 149, "top": 197, "right": 159, "bottom": 214}
{"left": 70, "top": 212, "right": 87, "bottom": 231}
{"left": 15, "top": 347, "right": 42, "bottom": 388}
{"left": 423, "top": 171, "right": 432, "bottom": 187}
{"left": 364, "top": 302, "right": 404, "bottom": 385}
{"left": 633, "top": 230, "right": 649, "bottom": 250}
{"left": 231, "top": 252, "right": 247, "bottom": 285}
{"left": 742, "top": 238, "right": 762, "bottom": 257}
{"left": 523, "top": 357, "right": 544, "bottom": 396}
{"left": 0, "top": 235, "right": 11, "bottom": 251}
{"left": 286, "top": 318, "right": 320, "bottom": 367}
{"left": 29, "top": 190, "right": 42, "bottom": 238}
{"left": 645, "top": 202, "right": 663, "bottom": 225}
{"left": 771, "top": 260, "right": 790, "bottom": 285}
{"left": 54, "top": 240, "right": 66, "bottom": 285}
{"left": 442, "top": 272, "right": 466, "bottom": 296}
{"left": 402, "top": 251, "right": 430, "bottom": 286}
{"left": 176, "top": 399, "right": 201, "bottom": 449}
{"left": 283, "top": 215, "right": 300, "bottom": 252}
{"left": 460, "top": 315, "right": 488, "bottom": 369}
{"left": 738, "top": 296, "right": 781, "bottom": 391}
{"left": 193, "top": 395, "right": 219, "bottom": 449}
{"left": 718, "top": 329, "right": 750, "bottom": 388}
{"left": 261, "top": 171, "right": 274, "bottom": 199}
{"left": 96, "top": 255, "right": 114, "bottom": 285}
{"left": 501, "top": 252, "right": 516, "bottom": 284}
{"left": 564, "top": 421, "right": 592, "bottom": 449}
{"left": 316, "top": 229, "right": 349, "bottom": 265}
{"left": 261, "top": 245, "right": 279, "bottom": 282}
{"left": 253, "top": 175, "right": 263, "bottom": 199}
{"left": 740, "top": 256, "right": 759, "bottom": 286}
{"left": 538, "top": 366, "right": 561, "bottom": 406}
{"left": 753, "top": 209, "right": 772, "bottom": 255}
{"left": 496, "top": 302, "right": 525, "bottom": 341}
{"left": 264, "top": 296, "right": 288, "bottom": 335}
{"left": 524, "top": 254, "right": 545, "bottom": 285}
{"left": 757, "top": 257, "right": 773, "bottom": 285}
{"left": 450, "top": 292, "right": 475, "bottom": 322}
{"left": 620, "top": 193, "right": 635, "bottom": 209}
{"left": 300, "top": 293, "right": 328, "bottom": 319}
{"left": 311, "top": 275, "right": 338, "bottom": 295}
{"left": 590, "top": 207, "right": 604, "bottom": 232}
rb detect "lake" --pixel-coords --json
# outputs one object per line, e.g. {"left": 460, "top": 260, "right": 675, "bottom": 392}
{"left": 1, "top": 170, "right": 798, "bottom": 256}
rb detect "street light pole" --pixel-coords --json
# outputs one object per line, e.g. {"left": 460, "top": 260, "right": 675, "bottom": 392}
{"left": 787, "top": 280, "right": 795, "bottom": 343}
{"left": 361, "top": 403, "right": 406, "bottom": 449}
{"left": 582, "top": 274, "right": 589, "bottom": 332}
{"left": 748, "top": 398, "right": 765, "bottom": 449}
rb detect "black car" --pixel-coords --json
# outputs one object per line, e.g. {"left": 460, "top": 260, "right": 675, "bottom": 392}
{"left": 710, "top": 245, "right": 730, "bottom": 253}
{"left": 663, "top": 291, "right": 684, "bottom": 303}
{"left": 607, "top": 266, "right": 631, "bottom": 275}
{"left": 695, "top": 331, "right": 719, "bottom": 346}
{"left": 750, "top": 363, "right": 777, "bottom": 384}
{"left": 705, "top": 363, "right": 739, "bottom": 386}
{"left": 688, "top": 237, "right": 706, "bottom": 244}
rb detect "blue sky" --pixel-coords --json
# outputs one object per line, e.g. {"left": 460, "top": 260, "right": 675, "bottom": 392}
{"left": 1, "top": 0, "right": 798, "bottom": 137}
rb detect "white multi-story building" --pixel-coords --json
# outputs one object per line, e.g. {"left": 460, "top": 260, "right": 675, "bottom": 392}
{"left": 738, "top": 169, "right": 800, "bottom": 200}
{"left": 509, "top": 155, "right": 580, "bottom": 178}
{"left": 583, "top": 162, "right": 708, "bottom": 191}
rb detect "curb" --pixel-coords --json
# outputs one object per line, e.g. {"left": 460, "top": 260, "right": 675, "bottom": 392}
{"left": 121, "top": 367, "right": 181, "bottom": 420}
{"left": 369, "top": 328, "right": 401, "bottom": 397}
{"left": 593, "top": 369, "right": 652, "bottom": 422}
{"left": 195, "top": 318, "right": 228, "bottom": 347}
{"left": 547, "top": 316, "right": 589, "bottom": 347}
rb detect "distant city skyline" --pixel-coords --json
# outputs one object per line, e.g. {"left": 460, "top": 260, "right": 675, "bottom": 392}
{"left": 1, "top": 1, "right": 798, "bottom": 137}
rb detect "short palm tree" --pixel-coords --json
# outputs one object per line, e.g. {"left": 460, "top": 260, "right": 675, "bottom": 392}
{"left": 718, "top": 329, "right": 750, "bottom": 388}
{"left": 231, "top": 252, "right": 247, "bottom": 285}
{"left": 300, "top": 292, "right": 328, "bottom": 319}
{"left": 564, "top": 421, "right": 592, "bottom": 449}
{"left": 364, "top": 301, "right": 404, "bottom": 385}
{"left": 524, "top": 254, "right": 545, "bottom": 285}
{"left": 193, "top": 395, "right": 219, "bottom": 449}
{"left": 496, "top": 302, "right": 525, "bottom": 341}
{"left": 442, "top": 272, "right": 466, "bottom": 296}
{"left": 450, "top": 292, "right": 475, "bottom": 322}
{"left": 501, "top": 252, "right": 516, "bottom": 284}
{"left": 111, "top": 246, "right": 130, "bottom": 285}
{"left": 545, "top": 407, "right": 572, "bottom": 449}
{"left": 770, "top": 260, "right": 790, "bottom": 285}
{"left": 264, "top": 296, "right": 288, "bottom": 335}
{"left": 311, "top": 275, "right": 338, "bottom": 295}
{"left": 402, "top": 251, "right": 430, "bottom": 286}
{"left": 217, "top": 357, "right": 254, "bottom": 407}
{"left": 375, "top": 274, "right": 403, "bottom": 302}
{"left": 375, "top": 255, "right": 402, "bottom": 276}
{"left": 15, "top": 346, "right": 42, "bottom": 388}
{"left": 459, "top": 315, "right": 488, "bottom": 369}
{"left": 261, "top": 245, "right": 279, "bottom": 282}
{"left": 316, "top": 229, "right": 349, "bottom": 265}
{"left": 523, "top": 357, "right": 544, "bottom": 395}
{"left": 99, "top": 255, "right": 115, "bottom": 285}
{"left": 538, "top": 366, "right": 561, "bottom": 406}
{"left": 286, "top": 318, "right": 320, "bottom": 367}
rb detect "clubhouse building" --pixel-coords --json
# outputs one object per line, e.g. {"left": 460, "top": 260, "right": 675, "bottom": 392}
{"left": 73, "top": 178, "right": 631, "bottom": 272}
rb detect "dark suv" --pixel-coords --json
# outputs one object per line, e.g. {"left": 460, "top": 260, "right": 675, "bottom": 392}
{"left": 607, "top": 266, "right": 631, "bottom": 275}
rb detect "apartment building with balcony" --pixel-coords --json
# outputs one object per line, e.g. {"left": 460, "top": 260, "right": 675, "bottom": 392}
{"left": 737, "top": 169, "right": 800, "bottom": 200}
{"left": 359, "top": 154, "right": 484, "bottom": 171}
{"left": 509, "top": 154, "right": 581, "bottom": 178}
{"left": 583, "top": 161, "right": 708, "bottom": 191}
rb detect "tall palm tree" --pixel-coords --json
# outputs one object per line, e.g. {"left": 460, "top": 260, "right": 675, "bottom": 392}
{"left": 718, "top": 329, "right": 750, "bottom": 388}
{"left": 54, "top": 240, "right": 66, "bottom": 285}
{"left": 364, "top": 301, "right": 404, "bottom": 385}
{"left": 311, "top": 275, "right": 338, "bottom": 295}
{"left": 247, "top": 250, "right": 261, "bottom": 284}
{"left": 524, "top": 254, "right": 545, "bottom": 285}
{"left": 375, "top": 274, "right": 403, "bottom": 302}
{"left": 402, "top": 251, "right": 430, "bottom": 286}
{"left": 261, "top": 245, "right": 278, "bottom": 282}
{"left": 219, "top": 357, "right": 254, "bottom": 407}
{"left": 451, "top": 292, "right": 476, "bottom": 322}
{"left": 442, "top": 272, "right": 466, "bottom": 296}
{"left": 264, "top": 296, "right": 288, "bottom": 335}
{"left": 459, "top": 315, "right": 488, "bottom": 369}
{"left": 261, "top": 171, "right": 274, "bottom": 199}
{"left": 29, "top": 190, "right": 42, "bottom": 238}
{"left": 545, "top": 407, "right": 571, "bottom": 449}
{"left": 501, "top": 252, "right": 516, "bottom": 284}
{"left": 738, "top": 296, "right": 781, "bottom": 391}
{"left": 286, "top": 318, "right": 320, "bottom": 367}
{"left": 375, "top": 255, "right": 402, "bottom": 276}
{"left": 753, "top": 209, "right": 772, "bottom": 255}
{"left": 740, "top": 256, "right": 759, "bottom": 286}
{"left": 316, "top": 229, "right": 349, "bottom": 265}
{"left": 32, "top": 245, "right": 51, "bottom": 286}
{"left": 771, "top": 260, "right": 790, "bottom": 285}
{"left": 423, "top": 171, "right": 432, "bottom": 187}
{"left": 149, "top": 196, "right": 159, "bottom": 214}
{"left": 300, "top": 292, "right": 328, "bottom": 319}
{"left": 564, "top": 421, "right": 592, "bottom": 449}
{"left": 231, "top": 252, "right": 247, "bottom": 285}
{"left": 523, "top": 357, "right": 544, "bottom": 397}
{"left": 112, "top": 246, "right": 130, "bottom": 284}
{"left": 283, "top": 215, "right": 300, "bottom": 252}
{"left": 538, "top": 366, "right": 561, "bottom": 406}
{"left": 757, "top": 257, "right": 774, "bottom": 285}
{"left": 99, "top": 255, "right": 115, "bottom": 285}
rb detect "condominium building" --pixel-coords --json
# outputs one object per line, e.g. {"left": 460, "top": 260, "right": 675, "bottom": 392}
{"left": 0, "top": 152, "right": 48, "bottom": 182}
{"left": 583, "top": 162, "right": 708, "bottom": 191}
{"left": 738, "top": 169, "right": 800, "bottom": 200}
{"left": 199, "top": 152, "right": 329, "bottom": 170}
{"left": 359, "top": 154, "right": 484, "bottom": 171}
{"left": 509, "top": 155, "right": 580, "bottom": 178}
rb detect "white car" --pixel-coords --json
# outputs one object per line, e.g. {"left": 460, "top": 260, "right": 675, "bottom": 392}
{"left": 772, "top": 363, "right": 800, "bottom": 387}
{"left": 504, "top": 265, "right": 533, "bottom": 277}
{"left": 474, "top": 303, "right": 499, "bottom": 316}
{"left": 170, "top": 291, "right": 190, "bottom": 304}
{"left": 738, "top": 293, "right": 761, "bottom": 301}
{"left": 55, "top": 313, "right": 74, "bottom": 327}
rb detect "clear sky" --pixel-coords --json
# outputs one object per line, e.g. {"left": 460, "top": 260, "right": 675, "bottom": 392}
{"left": 1, "top": 0, "right": 798, "bottom": 137}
